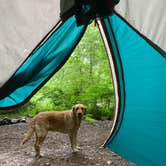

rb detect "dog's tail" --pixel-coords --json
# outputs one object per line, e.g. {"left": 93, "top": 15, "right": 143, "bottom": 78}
{"left": 21, "top": 120, "right": 35, "bottom": 145}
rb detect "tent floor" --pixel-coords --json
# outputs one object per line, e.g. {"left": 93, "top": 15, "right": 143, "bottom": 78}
{"left": 0, "top": 119, "right": 135, "bottom": 166}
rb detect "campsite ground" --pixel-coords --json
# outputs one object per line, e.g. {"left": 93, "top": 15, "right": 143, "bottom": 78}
{"left": 0, "top": 119, "right": 135, "bottom": 166}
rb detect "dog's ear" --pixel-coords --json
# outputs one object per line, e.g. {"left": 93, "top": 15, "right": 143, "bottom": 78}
{"left": 72, "top": 105, "right": 76, "bottom": 113}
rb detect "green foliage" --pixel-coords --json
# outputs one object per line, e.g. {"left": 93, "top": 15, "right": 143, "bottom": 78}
{"left": 85, "top": 114, "right": 96, "bottom": 122}
{"left": 0, "top": 23, "right": 115, "bottom": 120}
{"left": 0, "top": 102, "right": 36, "bottom": 118}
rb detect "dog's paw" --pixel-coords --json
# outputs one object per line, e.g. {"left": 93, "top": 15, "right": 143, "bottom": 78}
{"left": 76, "top": 146, "right": 82, "bottom": 150}
{"left": 72, "top": 148, "right": 80, "bottom": 153}
{"left": 35, "top": 154, "right": 43, "bottom": 159}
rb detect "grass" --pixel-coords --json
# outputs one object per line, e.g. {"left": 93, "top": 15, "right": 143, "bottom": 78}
{"left": 0, "top": 109, "right": 98, "bottom": 123}
{"left": 84, "top": 114, "right": 96, "bottom": 122}
{"left": 0, "top": 110, "right": 32, "bottom": 119}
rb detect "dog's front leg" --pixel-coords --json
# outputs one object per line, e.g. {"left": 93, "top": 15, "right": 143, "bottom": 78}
{"left": 69, "top": 131, "right": 79, "bottom": 153}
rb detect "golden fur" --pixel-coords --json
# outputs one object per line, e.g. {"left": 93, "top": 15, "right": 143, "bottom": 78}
{"left": 22, "top": 104, "right": 86, "bottom": 158}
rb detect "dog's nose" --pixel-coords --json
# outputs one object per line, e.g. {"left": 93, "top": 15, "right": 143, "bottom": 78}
{"left": 78, "top": 113, "right": 82, "bottom": 117}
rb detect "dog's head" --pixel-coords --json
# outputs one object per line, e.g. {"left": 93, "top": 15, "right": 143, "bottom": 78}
{"left": 72, "top": 104, "right": 86, "bottom": 119}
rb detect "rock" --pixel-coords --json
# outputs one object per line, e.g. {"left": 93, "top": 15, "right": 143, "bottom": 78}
{"left": 0, "top": 118, "right": 12, "bottom": 125}
{"left": 11, "top": 119, "right": 19, "bottom": 124}
{"left": 107, "top": 160, "right": 113, "bottom": 165}
{"left": 45, "top": 162, "right": 51, "bottom": 166}
{"left": 19, "top": 118, "right": 26, "bottom": 123}
{"left": 0, "top": 117, "right": 26, "bottom": 126}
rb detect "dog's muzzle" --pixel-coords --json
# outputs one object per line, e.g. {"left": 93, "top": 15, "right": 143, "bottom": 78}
{"left": 78, "top": 113, "right": 83, "bottom": 118}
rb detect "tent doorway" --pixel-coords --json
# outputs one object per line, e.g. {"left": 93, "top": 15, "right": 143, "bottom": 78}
{"left": 8, "top": 23, "right": 115, "bottom": 124}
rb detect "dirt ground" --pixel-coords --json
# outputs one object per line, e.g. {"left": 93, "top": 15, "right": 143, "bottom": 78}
{"left": 0, "top": 119, "right": 136, "bottom": 166}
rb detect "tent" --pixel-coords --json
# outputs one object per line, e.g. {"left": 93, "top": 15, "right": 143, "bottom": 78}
{"left": 0, "top": 0, "right": 166, "bottom": 165}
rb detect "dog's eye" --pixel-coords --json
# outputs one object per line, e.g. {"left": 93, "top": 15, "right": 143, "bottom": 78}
{"left": 76, "top": 107, "right": 79, "bottom": 111}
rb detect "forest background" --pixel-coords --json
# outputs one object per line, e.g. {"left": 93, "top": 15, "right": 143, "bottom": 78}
{"left": 0, "top": 24, "right": 115, "bottom": 121}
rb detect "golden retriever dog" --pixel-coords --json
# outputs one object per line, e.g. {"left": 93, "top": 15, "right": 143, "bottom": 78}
{"left": 22, "top": 104, "right": 86, "bottom": 158}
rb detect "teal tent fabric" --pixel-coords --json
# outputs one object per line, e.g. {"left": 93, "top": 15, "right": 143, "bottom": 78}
{"left": 103, "top": 15, "right": 166, "bottom": 166}
{"left": 0, "top": 16, "right": 86, "bottom": 109}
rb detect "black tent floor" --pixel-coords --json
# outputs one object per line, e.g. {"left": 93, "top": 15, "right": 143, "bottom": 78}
{"left": 0, "top": 119, "right": 135, "bottom": 166}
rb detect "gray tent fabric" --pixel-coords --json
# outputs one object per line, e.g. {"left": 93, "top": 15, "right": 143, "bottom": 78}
{"left": 115, "top": 0, "right": 166, "bottom": 52}
{"left": 0, "top": 0, "right": 61, "bottom": 87}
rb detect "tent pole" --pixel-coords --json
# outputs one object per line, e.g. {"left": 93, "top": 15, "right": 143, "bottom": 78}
{"left": 96, "top": 18, "right": 121, "bottom": 148}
